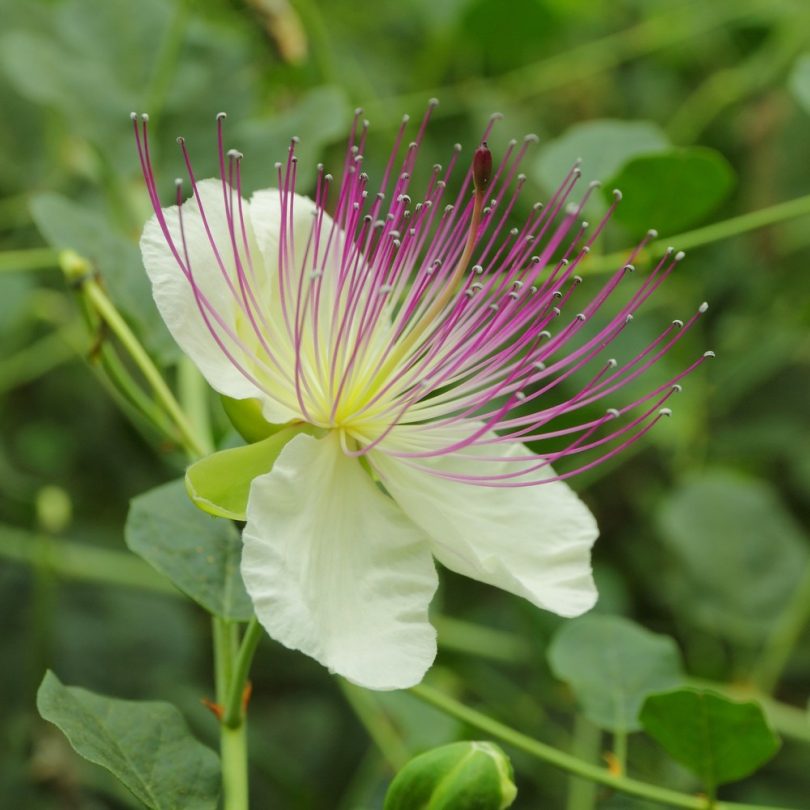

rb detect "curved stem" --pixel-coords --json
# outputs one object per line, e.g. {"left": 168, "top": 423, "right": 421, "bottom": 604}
{"left": 214, "top": 618, "right": 249, "bottom": 810}
{"left": 81, "top": 276, "right": 210, "bottom": 458}
{"left": 585, "top": 192, "right": 810, "bottom": 273}
{"left": 0, "top": 248, "right": 59, "bottom": 273}
{"left": 223, "top": 617, "right": 263, "bottom": 728}
{"left": 409, "top": 683, "right": 792, "bottom": 810}
{"left": 339, "top": 681, "right": 411, "bottom": 771}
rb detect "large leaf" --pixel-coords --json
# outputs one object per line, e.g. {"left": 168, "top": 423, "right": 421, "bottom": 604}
{"left": 534, "top": 119, "right": 669, "bottom": 192}
{"left": 640, "top": 688, "right": 780, "bottom": 794}
{"left": 37, "top": 670, "right": 220, "bottom": 810}
{"left": 125, "top": 478, "right": 253, "bottom": 620}
{"left": 605, "top": 147, "right": 735, "bottom": 235}
{"left": 548, "top": 615, "right": 683, "bottom": 732}
{"left": 657, "top": 471, "right": 809, "bottom": 644}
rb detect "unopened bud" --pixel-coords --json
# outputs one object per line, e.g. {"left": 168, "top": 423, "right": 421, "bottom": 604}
{"left": 59, "top": 250, "right": 93, "bottom": 285}
{"left": 36, "top": 486, "right": 72, "bottom": 534}
{"left": 473, "top": 143, "right": 493, "bottom": 195}
{"left": 384, "top": 741, "right": 517, "bottom": 810}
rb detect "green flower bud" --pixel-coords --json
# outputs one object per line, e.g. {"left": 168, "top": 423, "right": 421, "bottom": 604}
{"left": 58, "top": 250, "right": 93, "bottom": 285}
{"left": 384, "top": 741, "right": 517, "bottom": 810}
{"left": 36, "top": 485, "right": 72, "bottom": 534}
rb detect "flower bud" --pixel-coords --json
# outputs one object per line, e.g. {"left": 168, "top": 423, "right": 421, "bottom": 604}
{"left": 58, "top": 249, "right": 93, "bottom": 285}
{"left": 473, "top": 143, "right": 493, "bottom": 195}
{"left": 36, "top": 486, "right": 72, "bottom": 534}
{"left": 384, "top": 741, "right": 517, "bottom": 810}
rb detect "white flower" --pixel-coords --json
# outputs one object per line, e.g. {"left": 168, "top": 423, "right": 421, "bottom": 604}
{"left": 134, "top": 108, "right": 708, "bottom": 689}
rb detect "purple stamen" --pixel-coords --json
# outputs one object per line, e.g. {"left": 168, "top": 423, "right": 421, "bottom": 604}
{"left": 135, "top": 105, "right": 711, "bottom": 477}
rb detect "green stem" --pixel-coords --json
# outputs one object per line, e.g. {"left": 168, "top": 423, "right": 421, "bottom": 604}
{"left": 214, "top": 618, "right": 249, "bottom": 810}
{"left": 339, "top": 681, "right": 411, "bottom": 771}
{"left": 81, "top": 277, "right": 209, "bottom": 458}
{"left": 565, "top": 714, "right": 600, "bottom": 810}
{"left": 612, "top": 729, "right": 628, "bottom": 775}
{"left": 585, "top": 192, "right": 810, "bottom": 273}
{"left": 432, "top": 615, "right": 532, "bottom": 663}
{"left": 409, "top": 683, "right": 791, "bottom": 810}
{"left": 0, "top": 248, "right": 59, "bottom": 273}
{"left": 0, "top": 523, "right": 177, "bottom": 594}
{"left": 220, "top": 724, "right": 249, "bottom": 810}
{"left": 223, "top": 617, "right": 263, "bottom": 728}
{"left": 750, "top": 563, "right": 810, "bottom": 694}
{"left": 178, "top": 357, "right": 213, "bottom": 453}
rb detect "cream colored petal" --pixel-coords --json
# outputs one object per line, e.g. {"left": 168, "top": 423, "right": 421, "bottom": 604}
{"left": 248, "top": 189, "right": 337, "bottom": 296}
{"left": 371, "top": 427, "right": 598, "bottom": 617}
{"left": 140, "top": 178, "right": 298, "bottom": 423}
{"left": 241, "top": 432, "right": 438, "bottom": 690}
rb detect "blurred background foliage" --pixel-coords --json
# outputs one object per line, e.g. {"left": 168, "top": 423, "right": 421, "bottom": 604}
{"left": 1, "top": 0, "right": 809, "bottom": 807}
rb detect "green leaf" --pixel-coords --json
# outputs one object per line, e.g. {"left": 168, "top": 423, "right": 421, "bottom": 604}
{"left": 534, "top": 119, "right": 669, "bottom": 192}
{"left": 605, "top": 147, "right": 735, "bottom": 235}
{"left": 29, "top": 192, "right": 176, "bottom": 363}
{"left": 789, "top": 53, "right": 810, "bottom": 114}
{"left": 125, "top": 478, "right": 253, "bottom": 620}
{"left": 658, "top": 471, "right": 809, "bottom": 644}
{"left": 37, "top": 670, "right": 220, "bottom": 810}
{"left": 186, "top": 425, "right": 304, "bottom": 521}
{"left": 548, "top": 615, "right": 683, "bottom": 732}
{"left": 640, "top": 688, "right": 780, "bottom": 794}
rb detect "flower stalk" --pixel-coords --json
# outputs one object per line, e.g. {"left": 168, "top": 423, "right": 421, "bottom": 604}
{"left": 409, "top": 683, "right": 793, "bottom": 810}
{"left": 75, "top": 265, "right": 209, "bottom": 458}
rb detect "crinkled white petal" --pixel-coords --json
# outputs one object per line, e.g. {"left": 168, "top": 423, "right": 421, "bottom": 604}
{"left": 370, "top": 426, "right": 599, "bottom": 617}
{"left": 241, "top": 432, "right": 438, "bottom": 690}
{"left": 140, "top": 179, "right": 297, "bottom": 423}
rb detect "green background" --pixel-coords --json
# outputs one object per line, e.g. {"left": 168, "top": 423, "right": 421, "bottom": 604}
{"left": 1, "top": 0, "right": 809, "bottom": 807}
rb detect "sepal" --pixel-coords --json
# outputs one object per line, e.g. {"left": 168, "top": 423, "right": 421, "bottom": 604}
{"left": 186, "top": 424, "right": 306, "bottom": 520}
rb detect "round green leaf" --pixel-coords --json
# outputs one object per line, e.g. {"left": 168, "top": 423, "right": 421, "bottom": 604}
{"left": 37, "top": 670, "right": 220, "bottom": 810}
{"left": 605, "top": 147, "right": 735, "bottom": 235}
{"left": 534, "top": 119, "right": 669, "bottom": 192}
{"left": 125, "top": 478, "right": 253, "bottom": 620}
{"left": 657, "top": 471, "right": 809, "bottom": 644}
{"left": 548, "top": 615, "right": 683, "bottom": 732}
{"left": 640, "top": 688, "right": 781, "bottom": 793}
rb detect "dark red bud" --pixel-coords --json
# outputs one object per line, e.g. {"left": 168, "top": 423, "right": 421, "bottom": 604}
{"left": 473, "top": 142, "right": 492, "bottom": 194}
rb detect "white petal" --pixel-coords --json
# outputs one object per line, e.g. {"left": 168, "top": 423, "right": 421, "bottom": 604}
{"left": 140, "top": 179, "right": 297, "bottom": 423}
{"left": 249, "top": 189, "right": 339, "bottom": 302}
{"left": 241, "top": 432, "right": 438, "bottom": 690}
{"left": 371, "top": 429, "right": 598, "bottom": 617}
